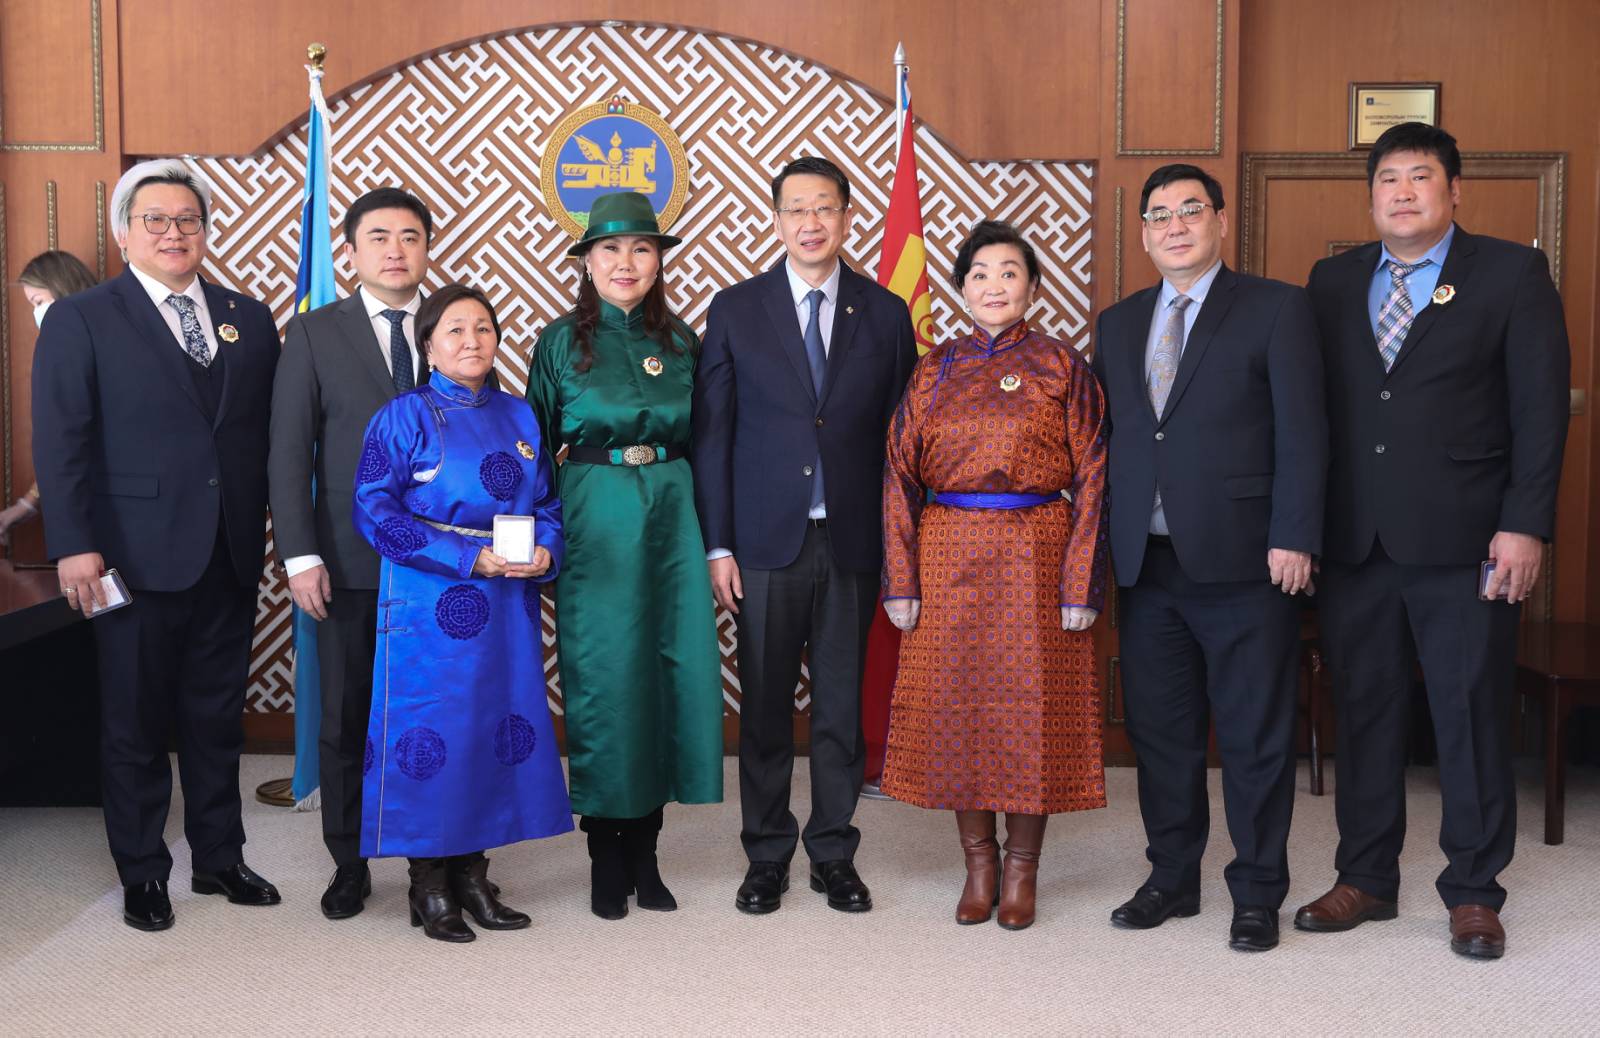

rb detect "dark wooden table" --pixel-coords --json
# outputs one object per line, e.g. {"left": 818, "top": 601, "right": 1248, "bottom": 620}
{"left": 1516, "top": 622, "right": 1600, "bottom": 845}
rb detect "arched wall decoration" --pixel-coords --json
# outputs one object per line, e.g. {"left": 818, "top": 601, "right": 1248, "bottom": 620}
{"left": 182, "top": 23, "right": 1096, "bottom": 716}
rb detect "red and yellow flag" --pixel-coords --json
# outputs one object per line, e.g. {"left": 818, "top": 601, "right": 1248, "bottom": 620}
{"left": 875, "top": 90, "right": 936, "bottom": 355}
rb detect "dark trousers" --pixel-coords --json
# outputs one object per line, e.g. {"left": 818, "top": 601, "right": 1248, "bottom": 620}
{"left": 735, "top": 523, "right": 877, "bottom": 864}
{"left": 1320, "top": 543, "right": 1519, "bottom": 910}
{"left": 94, "top": 533, "right": 254, "bottom": 885}
{"left": 1120, "top": 538, "right": 1300, "bottom": 908}
{"left": 317, "top": 587, "right": 378, "bottom": 866}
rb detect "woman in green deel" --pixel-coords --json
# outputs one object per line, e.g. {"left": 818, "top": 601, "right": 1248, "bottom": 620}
{"left": 526, "top": 191, "right": 723, "bottom": 920}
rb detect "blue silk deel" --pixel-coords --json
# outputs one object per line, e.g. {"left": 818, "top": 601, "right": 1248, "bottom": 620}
{"left": 352, "top": 372, "right": 573, "bottom": 857}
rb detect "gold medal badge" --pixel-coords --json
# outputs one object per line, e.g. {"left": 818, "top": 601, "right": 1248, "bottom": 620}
{"left": 642, "top": 356, "right": 664, "bottom": 376}
{"left": 218, "top": 324, "right": 240, "bottom": 343}
{"left": 1431, "top": 284, "right": 1456, "bottom": 306}
{"left": 999, "top": 374, "right": 1021, "bottom": 393}
{"left": 516, "top": 440, "right": 537, "bottom": 460}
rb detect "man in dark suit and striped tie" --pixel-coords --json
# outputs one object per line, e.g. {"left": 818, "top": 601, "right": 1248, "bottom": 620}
{"left": 1296, "top": 124, "right": 1570, "bottom": 960}
{"left": 268, "top": 187, "right": 432, "bottom": 920}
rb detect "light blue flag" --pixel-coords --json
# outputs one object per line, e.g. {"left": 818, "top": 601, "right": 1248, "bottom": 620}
{"left": 289, "top": 61, "right": 338, "bottom": 807}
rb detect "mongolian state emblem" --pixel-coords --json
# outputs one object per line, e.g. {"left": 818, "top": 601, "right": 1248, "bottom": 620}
{"left": 999, "top": 374, "right": 1022, "bottom": 393}
{"left": 642, "top": 356, "right": 664, "bottom": 377}
{"left": 217, "top": 324, "right": 239, "bottom": 343}
{"left": 540, "top": 95, "right": 688, "bottom": 240}
{"left": 515, "top": 440, "right": 537, "bottom": 460}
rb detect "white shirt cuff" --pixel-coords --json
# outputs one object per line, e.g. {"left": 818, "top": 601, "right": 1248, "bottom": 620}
{"left": 705, "top": 548, "right": 733, "bottom": 561}
{"left": 283, "top": 554, "right": 325, "bottom": 578}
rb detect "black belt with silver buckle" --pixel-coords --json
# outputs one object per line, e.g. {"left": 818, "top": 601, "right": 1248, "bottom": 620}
{"left": 566, "top": 443, "right": 686, "bottom": 467}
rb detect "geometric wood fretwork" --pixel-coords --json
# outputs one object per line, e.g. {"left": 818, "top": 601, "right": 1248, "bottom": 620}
{"left": 185, "top": 23, "right": 1096, "bottom": 715}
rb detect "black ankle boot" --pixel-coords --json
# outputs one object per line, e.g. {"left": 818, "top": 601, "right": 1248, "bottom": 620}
{"left": 622, "top": 807, "right": 677, "bottom": 911}
{"left": 447, "top": 852, "right": 530, "bottom": 930}
{"left": 407, "top": 857, "right": 475, "bottom": 943}
{"left": 580, "top": 816, "right": 629, "bottom": 920}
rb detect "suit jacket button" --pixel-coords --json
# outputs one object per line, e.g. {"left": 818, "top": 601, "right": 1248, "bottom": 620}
{"left": 208, "top": 478, "right": 219, "bottom": 486}
{"left": 1374, "top": 444, "right": 1386, "bottom": 454}
{"left": 802, "top": 465, "right": 814, "bottom": 476}
{"left": 1380, "top": 390, "right": 1392, "bottom": 400}
{"left": 815, "top": 417, "right": 824, "bottom": 427}
{"left": 1154, "top": 431, "right": 1165, "bottom": 441}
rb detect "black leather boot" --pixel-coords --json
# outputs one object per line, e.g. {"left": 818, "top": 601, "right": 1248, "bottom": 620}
{"left": 447, "top": 852, "right": 530, "bottom": 930}
{"left": 622, "top": 807, "right": 677, "bottom": 912}
{"left": 407, "top": 857, "right": 475, "bottom": 943}
{"left": 580, "top": 816, "right": 629, "bottom": 920}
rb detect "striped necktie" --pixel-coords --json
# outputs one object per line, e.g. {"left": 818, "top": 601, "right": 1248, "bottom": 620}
{"left": 1375, "top": 260, "right": 1427, "bottom": 371}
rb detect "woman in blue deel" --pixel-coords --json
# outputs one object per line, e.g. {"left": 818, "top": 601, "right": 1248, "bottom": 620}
{"left": 353, "top": 282, "right": 572, "bottom": 943}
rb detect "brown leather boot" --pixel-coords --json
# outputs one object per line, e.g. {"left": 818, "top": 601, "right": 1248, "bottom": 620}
{"left": 954, "top": 810, "right": 1000, "bottom": 925}
{"left": 997, "top": 813, "right": 1047, "bottom": 931}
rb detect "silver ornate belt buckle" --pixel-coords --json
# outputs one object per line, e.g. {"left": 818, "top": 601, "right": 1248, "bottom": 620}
{"left": 621, "top": 444, "right": 656, "bottom": 466}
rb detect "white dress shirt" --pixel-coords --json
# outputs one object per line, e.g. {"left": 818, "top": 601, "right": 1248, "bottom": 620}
{"left": 706, "top": 260, "right": 841, "bottom": 562}
{"left": 284, "top": 287, "right": 424, "bottom": 580}
{"left": 128, "top": 264, "right": 219, "bottom": 363}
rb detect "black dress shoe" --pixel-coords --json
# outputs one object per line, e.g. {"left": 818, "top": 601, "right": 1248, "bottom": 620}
{"left": 735, "top": 862, "right": 789, "bottom": 914}
{"left": 320, "top": 861, "right": 372, "bottom": 920}
{"left": 1111, "top": 884, "right": 1201, "bottom": 929}
{"left": 1229, "top": 905, "right": 1280, "bottom": 952}
{"left": 809, "top": 860, "right": 872, "bottom": 913}
{"left": 191, "top": 862, "right": 282, "bottom": 906}
{"left": 123, "top": 880, "right": 174, "bottom": 931}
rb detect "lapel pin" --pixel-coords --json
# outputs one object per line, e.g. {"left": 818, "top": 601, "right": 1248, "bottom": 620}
{"left": 999, "top": 374, "right": 1021, "bottom": 392}
{"left": 218, "top": 324, "right": 240, "bottom": 343}
{"left": 846, "top": 306, "right": 854, "bottom": 315}
{"left": 642, "top": 356, "right": 664, "bottom": 376}
{"left": 516, "top": 440, "right": 537, "bottom": 460}
{"left": 227, "top": 300, "right": 236, "bottom": 310}
{"left": 1431, "top": 284, "right": 1456, "bottom": 305}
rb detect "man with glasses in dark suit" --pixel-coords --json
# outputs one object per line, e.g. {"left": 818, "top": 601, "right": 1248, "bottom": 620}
{"left": 692, "top": 156, "right": 917, "bottom": 915}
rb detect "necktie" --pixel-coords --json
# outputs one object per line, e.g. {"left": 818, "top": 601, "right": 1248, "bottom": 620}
{"left": 803, "top": 289, "right": 827, "bottom": 512}
{"left": 1147, "top": 294, "right": 1191, "bottom": 531}
{"left": 380, "top": 309, "right": 415, "bottom": 392}
{"left": 1375, "top": 260, "right": 1427, "bottom": 371}
{"left": 1147, "top": 294, "right": 1191, "bottom": 417}
{"left": 166, "top": 293, "right": 211, "bottom": 367}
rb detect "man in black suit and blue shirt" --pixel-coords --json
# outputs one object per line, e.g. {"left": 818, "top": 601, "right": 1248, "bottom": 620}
{"left": 33, "top": 159, "right": 282, "bottom": 930}
{"left": 268, "top": 188, "right": 432, "bottom": 920}
{"left": 1092, "top": 164, "right": 1326, "bottom": 952}
{"left": 691, "top": 156, "right": 917, "bottom": 914}
{"left": 1294, "top": 124, "right": 1569, "bottom": 960}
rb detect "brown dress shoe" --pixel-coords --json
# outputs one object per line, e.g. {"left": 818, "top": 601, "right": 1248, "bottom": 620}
{"left": 1449, "top": 905, "right": 1505, "bottom": 960}
{"left": 1293, "top": 883, "right": 1398, "bottom": 932}
{"left": 954, "top": 810, "right": 1000, "bottom": 925}
{"left": 997, "top": 813, "right": 1047, "bottom": 931}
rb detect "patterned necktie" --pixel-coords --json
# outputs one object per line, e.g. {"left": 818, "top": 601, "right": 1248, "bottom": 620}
{"left": 803, "top": 289, "right": 827, "bottom": 511}
{"left": 165, "top": 293, "right": 212, "bottom": 367}
{"left": 1147, "top": 294, "right": 1191, "bottom": 530}
{"left": 1146, "top": 294, "right": 1191, "bottom": 417}
{"left": 381, "top": 309, "right": 415, "bottom": 392}
{"left": 1375, "top": 260, "right": 1427, "bottom": 371}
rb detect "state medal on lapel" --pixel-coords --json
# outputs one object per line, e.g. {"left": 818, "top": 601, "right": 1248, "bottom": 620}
{"left": 516, "top": 440, "right": 537, "bottom": 460}
{"left": 999, "top": 374, "right": 1021, "bottom": 393}
{"left": 642, "top": 356, "right": 664, "bottom": 376}
{"left": 218, "top": 324, "right": 240, "bottom": 343}
{"left": 1431, "top": 284, "right": 1456, "bottom": 306}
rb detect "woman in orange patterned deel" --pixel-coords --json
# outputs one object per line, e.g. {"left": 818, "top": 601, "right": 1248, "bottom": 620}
{"left": 879, "top": 220, "right": 1109, "bottom": 931}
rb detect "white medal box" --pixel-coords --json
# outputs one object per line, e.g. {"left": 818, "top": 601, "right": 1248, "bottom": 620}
{"left": 493, "top": 515, "right": 537, "bottom": 564}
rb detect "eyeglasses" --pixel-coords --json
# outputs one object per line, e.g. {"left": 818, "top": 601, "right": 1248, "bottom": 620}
{"left": 134, "top": 212, "right": 205, "bottom": 235}
{"left": 776, "top": 205, "right": 848, "bottom": 222}
{"left": 1140, "top": 202, "right": 1214, "bottom": 229}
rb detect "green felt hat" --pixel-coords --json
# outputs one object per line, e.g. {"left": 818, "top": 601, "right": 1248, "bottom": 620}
{"left": 566, "top": 191, "right": 682, "bottom": 256}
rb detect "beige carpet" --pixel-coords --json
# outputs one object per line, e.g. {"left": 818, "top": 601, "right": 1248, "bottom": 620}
{"left": 1, "top": 756, "right": 1597, "bottom": 1036}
